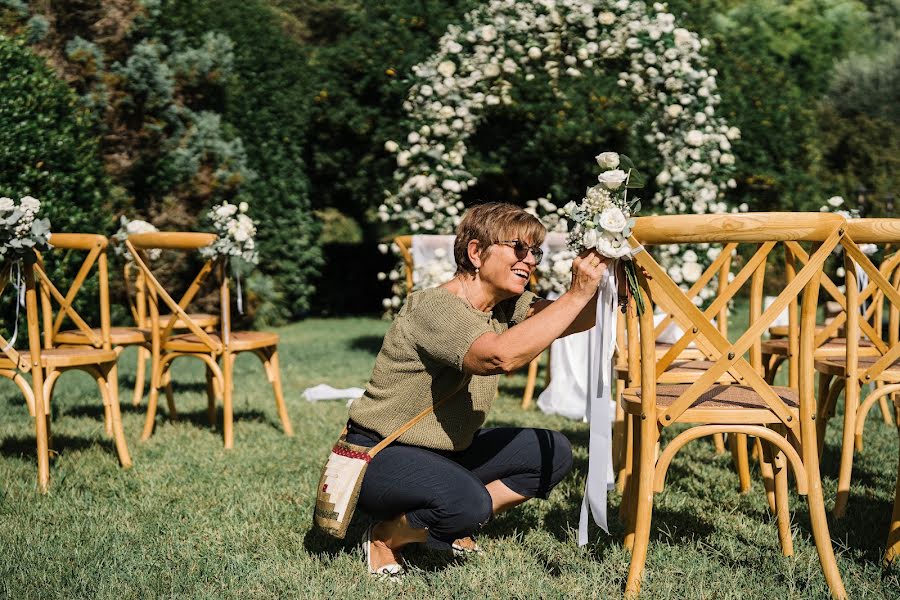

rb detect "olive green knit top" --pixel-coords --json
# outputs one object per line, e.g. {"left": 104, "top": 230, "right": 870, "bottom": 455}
{"left": 348, "top": 286, "right": 539, "bottom": 451}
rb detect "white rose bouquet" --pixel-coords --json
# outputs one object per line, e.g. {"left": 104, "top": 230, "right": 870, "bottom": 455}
{"left": 561, "top": 151, "right": 645, "bottom": 313}
{"left": 201, "top": 200, "right": 259, "bottom": 266}
{"left": 112, "top": 216, "right": 161, "bottom": 262}
{"left": 0, "top": 195, "right": 51, "bottom": 263}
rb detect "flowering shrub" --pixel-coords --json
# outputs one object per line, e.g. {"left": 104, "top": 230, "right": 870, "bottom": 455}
{"left": 200, "top": 200, "right": 259, "bottom": 266}
{"left": 379, "top": 0, "right": 741, "bottom": 309}
{"left": 0, "top": 195, "right": 51, "bottom": 262}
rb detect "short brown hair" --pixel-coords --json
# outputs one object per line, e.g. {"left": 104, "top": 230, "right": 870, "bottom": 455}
{"left": 454, "top": 202, "right": 546, "bottom": 275}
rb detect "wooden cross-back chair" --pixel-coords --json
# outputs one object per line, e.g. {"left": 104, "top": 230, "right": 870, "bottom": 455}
{"left": 126, "top": 232, "right": 293, "bottom": 449}
{"left": 614, "top": 245, "right": 740, "bottom": 492}
{"left": 40, "top": 234, "right": 151, "bottom": 429}
{"left": 813, "top": 218, "right": 900, "bottom": 519}
{"left": 886, "top": 394, "right": 900, "bottom": 566}
{"left": 394, "top": 234, "right": 545, "bottom": 410}
{"left": 1, "top": 246, "right": 132, "bottom": 492}
{"left": 122, "top": 255, "right": 220, "bottom": 407}
{"left": 619, "top": 213, "right": 847, "bottom": 599}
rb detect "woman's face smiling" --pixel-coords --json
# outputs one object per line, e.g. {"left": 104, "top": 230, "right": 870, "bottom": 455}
{"left": 478, "top": 238, "right": 537, "bottom": 299}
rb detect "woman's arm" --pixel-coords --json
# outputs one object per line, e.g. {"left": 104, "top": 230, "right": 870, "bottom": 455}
{"left": 462, "top": 252, "right": 609, "bottom": 375}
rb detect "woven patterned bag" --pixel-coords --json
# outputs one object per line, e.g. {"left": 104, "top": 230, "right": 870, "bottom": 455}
{"left": 314, "top": 396, "right": 453, "bottom": 539}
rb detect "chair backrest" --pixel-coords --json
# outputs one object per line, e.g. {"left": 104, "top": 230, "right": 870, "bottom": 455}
{"left": 626, "top": 212, "right": 846, "bottom": 437}
{"left": 35, "top": 233, "right": 110, "bottom": 350}
{"left": 125, "top": 232, "right": 224, "bottom": 354}
{"left": 839, "top": 219, "right": 900, "bottom": 382}
{"left": 393, "top": 235, "right": 414, "bottom": 293}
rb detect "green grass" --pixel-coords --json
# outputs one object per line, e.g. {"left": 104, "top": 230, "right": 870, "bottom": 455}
{"left": 0, "top": 317, "right": 898, "bottom": 599}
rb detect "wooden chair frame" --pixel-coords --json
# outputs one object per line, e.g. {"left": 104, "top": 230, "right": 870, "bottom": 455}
{"left": 619, "top": 213, "right": 847, "bottom": 599}
{"left": 813, "top": 219, "right": 900, "bottom": 518}
{"left": 1, "top": 247, "right": 131, "bottom": 492}
{"left": 126, "top": 233, "right": 292, "bottom": 449}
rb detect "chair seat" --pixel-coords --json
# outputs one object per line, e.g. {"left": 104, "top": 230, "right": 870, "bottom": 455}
{"left": 164, "top": 331, "right": 278, "bottom": 353}
{"left": 622, "top": 383, "right": 799, "bottom": 424}
{"left": 146, "top": 313, "right": 220, "bottom": 330}
{"left": 814, "top": 356, "right": 900, "bottom": 380}
{"left": 56, "top": 327, "right": 150, "bottom": 346}
{"left": 0, "top": 347, "right": 118, "bottom": 369}
{"left": 654, "top": 342, "right": 706, "bottom": 360}
{"left": 768, "top": 324, "right": 830, "bottom": 339}
{"left": 616, "top": 360, "right": 741, "bottom": 384}
{"left": 761, "top": 337, "right": 878, "bottom": 358}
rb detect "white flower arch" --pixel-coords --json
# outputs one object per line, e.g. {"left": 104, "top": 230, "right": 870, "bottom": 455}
{"left": 380, "top": 0, "right": 742, "bottom": 306}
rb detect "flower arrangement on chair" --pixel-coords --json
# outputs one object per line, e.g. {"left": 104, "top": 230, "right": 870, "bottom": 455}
{"left": 0, "top": 195, "right": 51, "bottom": 263}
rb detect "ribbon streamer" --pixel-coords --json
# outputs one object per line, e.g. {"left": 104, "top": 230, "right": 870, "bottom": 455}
{"left": 232, "top": 260, "right": 244, "bottom": 315}
{"left": 578, "top": 263, "right": 618, "bottom": 545}
{"left": 2, "top": 262, "right": 25, "bottom": 353}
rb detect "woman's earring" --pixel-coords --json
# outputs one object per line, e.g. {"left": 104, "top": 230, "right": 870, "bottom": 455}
{"left": 475, "top": 267, "right": 479, "bottom": 275}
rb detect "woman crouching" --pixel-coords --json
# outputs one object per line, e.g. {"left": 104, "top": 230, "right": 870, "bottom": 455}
{"left": 347, "top": 202, "right": 609, "bottom": 576}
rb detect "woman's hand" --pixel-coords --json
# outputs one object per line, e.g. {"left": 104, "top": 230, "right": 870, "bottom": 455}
{"left": 569, "top": 249, "right": 610, "bottom": 300}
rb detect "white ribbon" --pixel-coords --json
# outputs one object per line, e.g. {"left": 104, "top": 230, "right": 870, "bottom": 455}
{"left": 2, "top": 261, "right": 25, "bottom": 353}
{"left": 231, "top": 260, "right": 244, "bottom": 315}
{"left": 578, "top": 263, "right": 618, "bottom": 545}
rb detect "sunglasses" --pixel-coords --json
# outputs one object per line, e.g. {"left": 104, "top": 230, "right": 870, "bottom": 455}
{"left": 496, "top": 240, "right": 544, "bottom": 265}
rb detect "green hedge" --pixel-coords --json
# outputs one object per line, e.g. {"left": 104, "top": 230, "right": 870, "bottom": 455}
{"left": 0, "top": 34, "right": 112, "bottom": 336}
{"left": 154, "top": 0, "right": 322, "bottom": 320}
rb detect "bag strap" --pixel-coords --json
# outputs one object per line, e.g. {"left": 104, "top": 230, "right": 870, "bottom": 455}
{"left": 368, "top": 394, "right": 454, "bottom": 458}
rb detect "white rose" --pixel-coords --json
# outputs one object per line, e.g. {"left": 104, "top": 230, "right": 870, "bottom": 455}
{"left": 720, "top": 154, "right": 735, "bottom": 165}
{"left": 407, "top": 132, "right": 420, "bottom": 144}
{"left": 20, "top": 196, "right": 40, "bottom": 212}
{"left": 527, "top": 46, "right": 542, "bottom": 60}
{"left": 502, "top": 58, "right": 517, "bottom": 73}
{"left": 0, "top": 197, "right": 15, "bottom": 211}
{"left": 234, "top": 229, "right": 249, "bottom": 242}
{"left": 682, "top": 261, "right": 703, "bottom": 283}
{"left": 377, "top": 243, "right": 389, "bottom": 254}
{"left": 656, "top": 170, "right": 671, "bottom": 185}
{"left": 596, "top": 232, "right": 632, "bottom": 258}
{"left": 666, "top": 104, "right": 683, "bottom": 118}
{"left": 239, "top": 201, "right": 249, "bottom": 212}
{"left": 598, "top": 12, "right": 616, "bottom": 25}
{"left": 685, "top": 130, "right": 704, "bottom": 146}
{"left": 419, "top": 85, "right": 433, "bottom": 97}
{"left": 827, "top": 196, "right": 844, "bottom": 207}
{"left": 481, "top": 25, "right": 497, "bottom": 42}
{"left": 673, "top": 28, "right": 693, "bottom": 48}
{"left": 582, "top": 228, "right": 600, "bottom": 249}
{"left": 597, "top": 169, "right": 628, "bottom": 190}
{"left": 437, "top": 60, "right": 456, "bottom": 78}
{"left": 384, "top": 140, "right": 399, "bottom": 153}
{"left": 595, "top": 152, "right": 620, "bottom": 169}
{"left": 483, "top": 63, "right": 501, "bottom": 78}
{"left": 396, "top": 151, "right": 410, "bottom": 167}
{"left": 441, "top": 179, "right": 461, "bottom": 193}
{"left": 599, "top": 207, "right": 627, "bottom": 233}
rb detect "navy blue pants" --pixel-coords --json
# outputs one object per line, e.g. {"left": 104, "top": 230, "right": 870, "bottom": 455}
{"left": 347, "top": 421, "right": 573, "bottom": 550}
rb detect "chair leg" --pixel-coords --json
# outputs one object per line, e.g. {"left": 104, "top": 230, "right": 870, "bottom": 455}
{"left": 884, "top": 439, "right": 900, "bottom": 566}
{"left": 816, "top": 372, "right": 835, "bottom": 457}
{"left": 265, "top": 348, "right": 293, "bottom": 437}
{"left": 833, "top": 378, "right": 860, "bottom": 519}
{"left": 223, "top": 350, "right": 234, "bottom": 449}
{"left": 31, "top": 366, "right": 50, "bottom": 493}
{"left": 205, "top": 364, "right": 217, "bottom": 426}
{"left": 617, "top": 413, "right": 634, "bottom": 494}
{"left": 141, "top": 348, "right": 164, "bottom": 441}
{"left": 612, "top": 381, "right": 626, "bottom": 472}
{"left": 763, "top": 430, "right": 793, "bottom": 556}
{"left": 520, "top": 353, "right": 539, "bottom": 409}
{"left": 730, "top": 433, "right": 751, "bottom": 494}
{"left": 712, "top": 432, "right": 726, "bottom": 455}
{"left": 622, "top": 414, "right": 641, "bottom": 551}
{"left": 624, "top": 419, "right": 657, "bottom": 598}
{"left": 802, "top": 424, "right": 848, "bottom": 599}
{"left": 163, "top": 368, "right": 176, "bottom": 419}
{"left": 132, "top": 346, "right": 147, "bottom": 406}
{"left": 103, "top": 361, "right": 121, "bottom": 436}
{"left": 95, "top": 363, "right": 132, "bottom": 468}
{"left": 757, "top": 437, "right": 777, "bottom": 513}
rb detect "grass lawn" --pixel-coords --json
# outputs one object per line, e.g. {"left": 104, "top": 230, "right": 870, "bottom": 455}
{"left": 0, "top": 316, "right": 898, "bottom": 599}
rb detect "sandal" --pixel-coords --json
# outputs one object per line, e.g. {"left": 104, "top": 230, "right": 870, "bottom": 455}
{"left": 451, "top": 535, "right": 482, "bottom": 557}
{"left": 363, "top": 523, "right": 406, "bottom": 579}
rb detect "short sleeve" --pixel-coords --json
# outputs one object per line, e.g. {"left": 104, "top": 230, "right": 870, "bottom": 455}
{"left": 403, "top": 291, "right": 492, "bottom": 371}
